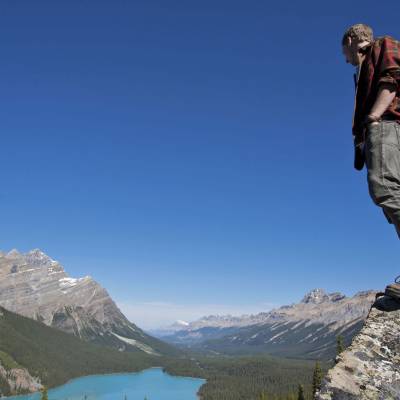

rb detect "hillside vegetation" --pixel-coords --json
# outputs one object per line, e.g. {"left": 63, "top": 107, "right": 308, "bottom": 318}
{"left": 0, "top": 306, "right": 155, "bottom": 394}
{"left": 163, "top": 354, "right": 326, "bottom": 400}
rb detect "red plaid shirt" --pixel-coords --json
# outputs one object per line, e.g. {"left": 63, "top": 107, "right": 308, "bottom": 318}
{"left": 353, "top": 36, "right": 400, "bottom": 143}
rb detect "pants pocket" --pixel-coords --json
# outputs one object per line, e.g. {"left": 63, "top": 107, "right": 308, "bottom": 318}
{"left": 366, "top": 123, "right": 400, "bottom": 205}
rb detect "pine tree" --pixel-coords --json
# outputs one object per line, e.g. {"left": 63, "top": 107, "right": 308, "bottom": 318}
{"left": 312, "top": 361, "right": 323, "bottom": 396}
{"left": 41, "top": 387, "right": 48, "bottom": 400}
{"left": 297, "top": 384, "right": 305, "bottom": 400}
{"left": 336, "top": 335, "right": 345, "bottom": 361}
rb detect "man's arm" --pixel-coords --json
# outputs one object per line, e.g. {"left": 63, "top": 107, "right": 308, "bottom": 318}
{"left": 368, "top": 82, "right": 397, "bottom": 121}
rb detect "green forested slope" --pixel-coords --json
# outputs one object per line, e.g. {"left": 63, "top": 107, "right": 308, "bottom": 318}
{"left": 189, "top": 320, "right": 362, "bottom": 360}
{"left": 163, "top": 354, "right": 327, "bottom": 400}
{"left": 0, "top": 307, "right": 155, "bottom": 389}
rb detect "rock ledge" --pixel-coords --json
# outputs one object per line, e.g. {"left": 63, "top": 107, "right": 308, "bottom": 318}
{"left": 316, "top": 297, "right": 400, "bottom": 400}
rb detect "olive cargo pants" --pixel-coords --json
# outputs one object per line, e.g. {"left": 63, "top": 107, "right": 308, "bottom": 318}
{"left": 365, "top": 121, "right": 400, "bottom": 238}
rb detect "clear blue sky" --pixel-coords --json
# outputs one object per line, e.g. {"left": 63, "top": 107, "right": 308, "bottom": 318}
{"left": 1, "top": 1, "right": 399, "bottom": 329}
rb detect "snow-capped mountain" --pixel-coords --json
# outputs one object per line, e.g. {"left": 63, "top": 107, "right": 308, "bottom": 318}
{"left": 148, "top": 320, "right": 190, "bottom": 337}
{"left": 160, "top": 289, "right": 377, "bottom": 359}
{"left": 0, "top": 249, "right": 178, "bottom": 357}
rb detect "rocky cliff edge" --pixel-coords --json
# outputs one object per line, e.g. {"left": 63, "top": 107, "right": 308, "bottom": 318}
{"left": 316, "top": 296, "right": 400, "bottom": 400}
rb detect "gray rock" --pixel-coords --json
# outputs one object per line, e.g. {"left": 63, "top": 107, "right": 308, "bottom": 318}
{"left": 316, "top": 298, "right": 400, "bottom": 400}
{"left": 0, "top": 362, "right": 42, "bottom": 395}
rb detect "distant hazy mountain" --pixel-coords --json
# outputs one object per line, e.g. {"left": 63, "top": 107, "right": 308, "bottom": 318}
{"left": 148, "top": 320, "right": 190, "bottom": 337}
{"left": 160, "top": 289, "right": 376, "bottom": 359}
{"left": 0, "top": 249, "right": 179, "bottom": 357}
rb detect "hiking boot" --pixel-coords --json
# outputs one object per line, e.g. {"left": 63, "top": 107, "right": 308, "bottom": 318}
{"left": 373, "top": 278, "right": 400, "bottom": 311}
{"left": 385, "top": 283, "right": 400, "bottom": 301}
{"left": 374, "top": 294, "right": 400, "bottom": 312}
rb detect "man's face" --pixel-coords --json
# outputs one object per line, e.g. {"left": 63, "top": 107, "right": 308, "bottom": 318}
{"left": 342, "top": 38, "right": 363, "bottom": 67}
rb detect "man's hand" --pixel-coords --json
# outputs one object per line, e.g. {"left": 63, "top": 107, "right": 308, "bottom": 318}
{"left": 369, "top": 83, "right": 397, "bottom": 118}
{"left": 365, "top": 114, "right": 380, "bottom": 126}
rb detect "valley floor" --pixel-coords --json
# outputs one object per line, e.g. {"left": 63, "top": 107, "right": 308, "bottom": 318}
{"left": 162, "top": 354, "right": 326, "bottom": 400}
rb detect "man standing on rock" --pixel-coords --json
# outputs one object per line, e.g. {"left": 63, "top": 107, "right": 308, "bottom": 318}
{"left": 342, "top": 24, "right": 400, "bottom": 238}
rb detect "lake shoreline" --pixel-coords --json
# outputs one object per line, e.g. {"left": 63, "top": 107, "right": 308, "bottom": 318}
{"left": 5, "top": 366, "right": 207, "bottom": 400}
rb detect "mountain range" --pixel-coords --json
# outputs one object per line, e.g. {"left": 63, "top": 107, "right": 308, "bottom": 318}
{"left": 0, "top": 247, "right": 381, "bottom": 397}
{"left": 156, "top": 288, "right": 377, "bottom": 359}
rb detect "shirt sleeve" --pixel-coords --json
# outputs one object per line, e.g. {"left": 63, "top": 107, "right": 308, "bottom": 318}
{"left": 375, "top": 37, "right": 400, "bottom": 90}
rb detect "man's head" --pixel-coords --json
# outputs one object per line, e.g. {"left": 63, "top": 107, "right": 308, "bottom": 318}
{"left": 342, "top": 24, "right": 374, "bottom": 66}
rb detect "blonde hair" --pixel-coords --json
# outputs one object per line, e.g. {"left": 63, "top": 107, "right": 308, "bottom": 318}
{"left": 342, "top": 24, "right": 374, "bottom": 46}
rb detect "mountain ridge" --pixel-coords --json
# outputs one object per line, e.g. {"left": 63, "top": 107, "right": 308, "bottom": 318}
{"left": 157, "top": 289, "right": 376, "bottom": 359}
{"left": 0, "top": 249, "right": 179, "bottom": 357}
{"left": 157, "top": 289, "right": 375, "bottom": 333}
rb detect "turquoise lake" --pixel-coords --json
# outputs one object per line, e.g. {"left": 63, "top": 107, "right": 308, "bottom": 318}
{"left": 7, "top": 368, "right": 206, "bottom": 400}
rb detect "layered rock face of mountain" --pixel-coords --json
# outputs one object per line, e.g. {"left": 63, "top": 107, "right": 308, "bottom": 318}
{"left": 160, "top": 289, "right": 376, "bottom": 359}
{"left": 0, "top": 363, "right": 42, "bottom": 395}
{"left": 0, "top": 249, "right": 177, "bottom": 356}
{"left": 316, "top": 297, "right": 400, "bottom": 399}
